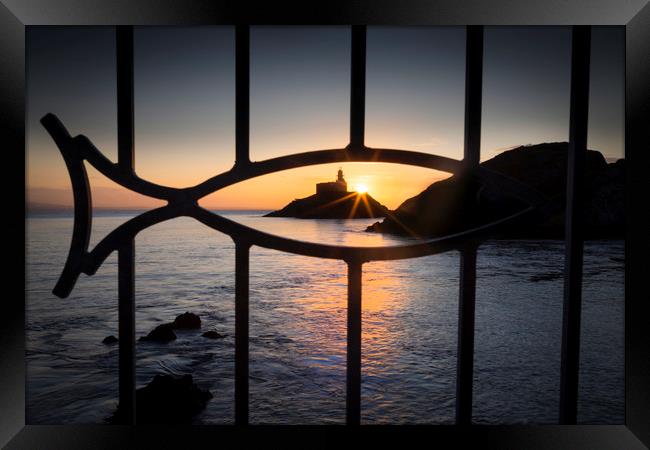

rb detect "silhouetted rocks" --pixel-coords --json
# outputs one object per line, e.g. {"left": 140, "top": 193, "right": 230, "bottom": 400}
{"left": 172, "top": 312, "right": 201, "bottom": 330}
{"left": 140, "top": 323, "right": 177, "bottom": 342}
{"left": 202, "top": 330, "right": 226, "bottom": 339}
{"left": 367, "top": 142, "right": 624, "bottom": 239}
{"left": 102, "top": 335, "right": 118, "bottom": 345}
{"left": 139, "top": 312, "right": 202, "bottom": 342}
{"left": 108, "top": 374, "right": 212, "bottom": 424}
{"left": 265, "top": 190, "right": 390, "bottom": 219}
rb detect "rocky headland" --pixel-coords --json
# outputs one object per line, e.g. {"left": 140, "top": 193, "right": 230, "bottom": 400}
{"left": 366, "top": 142, "right": 624, "bottom": 239}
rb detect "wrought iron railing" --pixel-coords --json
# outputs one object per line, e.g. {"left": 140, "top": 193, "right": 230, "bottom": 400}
{"left": 42, "top": 24, "right": 591, "bottom": 425}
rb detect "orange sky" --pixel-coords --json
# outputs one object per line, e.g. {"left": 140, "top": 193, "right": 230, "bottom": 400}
{"left": 200, "top": 163, "right": 449, "bottom": 210}
{"left": 26, "top": 27, "right": 623, "bottom": 212}
{"left": 27, "top": 162, "right": 448, "bottom": 211}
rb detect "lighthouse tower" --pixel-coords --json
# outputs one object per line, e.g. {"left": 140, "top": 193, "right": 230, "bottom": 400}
{"left": 316, "top": 168, "right": 348, "bottom": 194}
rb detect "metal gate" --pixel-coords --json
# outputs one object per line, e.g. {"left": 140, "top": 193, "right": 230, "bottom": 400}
{"left": 41, "top": 25, "right": 591, "bottom": 425}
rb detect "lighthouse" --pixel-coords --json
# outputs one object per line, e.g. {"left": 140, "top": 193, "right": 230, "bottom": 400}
{"left": 316, "top": 168, "right": 348, "bottom": 195}
{"left": 337, "top": 168, "right": 345, "bottom": 183}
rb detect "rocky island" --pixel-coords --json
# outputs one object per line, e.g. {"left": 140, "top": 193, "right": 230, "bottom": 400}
{"left": 366, "top": 142, "right": 624, "bottom": 239}
{"left": 265, "top": 169, "right": 390, "bottom": 219}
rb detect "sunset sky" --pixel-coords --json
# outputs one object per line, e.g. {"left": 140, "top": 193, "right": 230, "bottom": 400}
{"left": 27, "top": 26, "right": 624, "bottom": 210}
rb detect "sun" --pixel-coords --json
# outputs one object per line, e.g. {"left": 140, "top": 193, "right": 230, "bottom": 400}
{"left": 354, "top": 183, "right": 368, "bottom": 194}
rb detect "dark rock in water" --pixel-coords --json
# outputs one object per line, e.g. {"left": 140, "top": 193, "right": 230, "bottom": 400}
{"left": 102, "top": 335, "right": 118, "bottom": 345}
{"left": 140, "top": 323, "right": 177, "bottom": 342}
{"left": 172, "top": 312, "right": 201, "bottom": 329}
{"left": 367, "top": 142, "right": 624, "bottom": 239}
{"left": 139, "top": 312, "right": 200, "bottom": 342}
{"left": 265, "top": 190, "right": 390, "bottom": 219}
{"left": 108, "top": 374, "right": 212, "bottom": 424}
{"left": 202, "top": 330, "right": 226, "bottom": 339}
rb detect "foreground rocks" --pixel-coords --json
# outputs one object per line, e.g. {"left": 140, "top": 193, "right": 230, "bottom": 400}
{"left": 139, "top": 312, "right": 200, "bottom": 342}
{"left": 172, "top": 312, "right": 201, "bottom": 329}
{"left": 108, "top": 374, "right": 212, "bottom": 424}
{"left": 139, "top": 323, "right": 177, "bottom": 342}
{"left": 202, "top": 330, "right": 226, "bottom": 339}
{"left": 102, "top": 335, "right": 118, "bottom": 345}
{"left": 139, "top": 312, "right": 230, "bottom": 343}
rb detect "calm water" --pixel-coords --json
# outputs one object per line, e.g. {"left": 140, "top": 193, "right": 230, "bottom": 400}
{"left": 26, "top": 211, "right": 624, "bottom": 424}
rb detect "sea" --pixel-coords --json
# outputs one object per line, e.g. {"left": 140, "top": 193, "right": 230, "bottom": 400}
{"left": 25, "top": 211, "right": 625, "bottom": 424}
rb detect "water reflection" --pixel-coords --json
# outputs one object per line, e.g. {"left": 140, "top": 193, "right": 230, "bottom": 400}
{"left": 26, "top": 214, "right": 624, "bottom": 424}
{"left": 248, "top": 236, "right": 460, "bottom": 424}
{"left": 231, "top": 211, "right": 415, "bottom": 247}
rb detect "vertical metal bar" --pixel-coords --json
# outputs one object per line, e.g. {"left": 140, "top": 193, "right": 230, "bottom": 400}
{"left": 559, "top": 25, "right": 591, "bottom": 425}
{"left": 231, "top": 26, "right": 252, "bottom": 421}
{"left": 456, "top": 244, "right": 478, "bottom": 425}
{"left": 464, "top": 25, "right": 484, "bottom": 166}
{"left": 117, "top": 241, "right": 135, "bottom": 424}
{"left": 235, "top": 241, "right": 250, "bottom": 425}
{"left": 349, "top": 25, "right": 366, "bottom": 150}
{"left": 346, "top": 25, "right": 366, "bottom": 425}
{"left": 235, "top": 25, "right": 250, "bottom": 168}
{"left": 455, "top": 25, "right": 483, "bottom": 425}
{"left": 346, "top": 259, "right": 362, "bottom": 425}
{"left": 116, "top": 25, "right": 136, "bottom": 425}
{"left": 116, "top": 26, "right": 135, "bottom": 173}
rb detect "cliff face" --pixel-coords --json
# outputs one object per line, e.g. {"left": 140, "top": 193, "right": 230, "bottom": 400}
{"left": 367, "top": 142, "right": 625, "bottom": 239}
{"left": 265, "top": 190, "right": 389, "bottom": 219}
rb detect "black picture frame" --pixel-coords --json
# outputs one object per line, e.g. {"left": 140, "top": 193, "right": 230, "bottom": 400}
{"left": 4, "top": 0, "right": 649, "bottom": 448}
